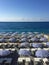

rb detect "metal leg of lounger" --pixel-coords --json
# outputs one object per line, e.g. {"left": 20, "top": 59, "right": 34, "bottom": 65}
{"left": 23, "top": 60, "right": 25, "bottom": 65}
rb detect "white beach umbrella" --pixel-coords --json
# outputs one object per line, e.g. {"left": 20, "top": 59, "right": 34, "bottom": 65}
{"left": 33, "top": 32, "right": 39, "bottom": 34}
{"left": 30, "top": 37, "right": 39, "bottom": 42}
{"left": 40, "top": 37, "right": 48, "bottom": 42}
{"left": 27, "top": 32, "right": 33, "bottom": 35}
{"left": 31, "top": 43, "right": 43, "bottom": 48}
{"left": 27, "top": 34, "right": 34, "bottom": 39}
{"left": 21, "top": 34, "right": 27, "bottom": 38}
{"left": 8, "top": 38, "right": 16, "bottom": 42}
{"left": 20, "top": 42, "right": 30, "bottom": 47}
{"left": 0, "top": 50, "right": 10, "bottom": 56}
{"left": 21, "top": 32, "right": 26, "bottom": 35}
{"left": 3, "top": 33, "right": 12, "bottom": 38}
{"left": 0, "top": 38, "right": 5, "bottom": 42}
{"left": 11, "top": 32, "right": 18, "bottom": 37}
{"left": 20, "top": 38, "right": 27, "bottom": 42}
{"left": 35, "top": 50, "right": 49, "bottom": 58}
{"left": 46, "top": 42, "right": 49, "bottom": 47}
{"left": 18, "top": 49, "right": 31, "bottom": 56}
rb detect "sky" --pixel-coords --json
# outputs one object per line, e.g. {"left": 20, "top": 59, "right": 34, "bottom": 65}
{"left": 0, "top": 0, "right": 49, "bottom": 22}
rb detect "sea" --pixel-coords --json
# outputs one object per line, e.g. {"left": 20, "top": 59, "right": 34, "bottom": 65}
{"left": 0, "top": 22, "right": 49, "bottom": 34}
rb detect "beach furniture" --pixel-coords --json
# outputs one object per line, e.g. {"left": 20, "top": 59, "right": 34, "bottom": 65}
{"left": 46, "top": 42, "right": 49, "bottom": 47}
{"left": 40, "top": 37, "right": 48, "bottom": 42}
{"left": 11, "top": 32, "right": 18, "bottom": 37}
{"left": 20, "top": 33, "right": 27, "bottom": 38}
{"left": 30, "top": 37, "right": 39, "bottom": 42}
{"left": 0, "top": 38, "right": 6, "bottom": 43}
{"left": 34, "top": 58, "right": 44, "bottom": 65}
{"left": 19, "top": 42, "right": 30, "bottom": 48}
{"left": 3, "top": 33, "right": 12, "bottom": 39}
{"left": 31, "top": 43, "right": 44, "bottom": 48}
{"left": 36, "top": 33, "right": 44, "bottom": 38}
{"left": 35, "top": 50, "right": 49, "bottom": 58}
{"left": 27, "top": 33, "right": 34, "bottom": 39}
{"left": 0, "top": 49, "right": 19, "bottom": 65}
{"left": 18, "top": 57, "right": 31, "bottom": 65}
{"left": 20, "top": 38, "right": 27, "bottom": 42}
{"left": 0, "top": 49, "right": 11, "bottom": 56}
{"left": 8, "top": 38, "right": 16, "bottom": 43}
{"left": 18, "top": 49, "right": 32, "bottom": 56}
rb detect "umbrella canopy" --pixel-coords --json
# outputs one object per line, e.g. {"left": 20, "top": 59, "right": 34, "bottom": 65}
{"left": 20, "top": 38, "right": 27, "bottom": 42}
{"left": 18, "top": 49, "right": 31, "bottom": 56}
{"left": 36, "top": 33, "right": 44, "bottom": 38}
{"left": 40, "top": 37, "right": 48, "bottom": 42}
{"left": 20, "top": 42, "right": 30, "bottom": 47}
{"left": 3, "top": 33, "right": 12, "bottom": 38}
{"left": 27, "top": 32, "right": 33, "bottom": 35}
{"left": 30, "top": 37, "right": 39, "bottom": 42}
{"left": 11, "top": 32, "right": 18, "bottom": 36}
{"left": 31, "top": 43, "right": 43, "bottom": 48}
{"left": 21, "top": 32, "right": 26, "bottom": 35}
{"left": 0, "top": 38, "right": 5, "bottom": 42}
{"left": 46, "top": 42, "right": 49, "bottom": 47}
{"left": 0, "top": 33, "right": 3, "bottom": 36}
{"left": 3, "top": 33, "right": 11, "bottom": 36}
{"left": 8, "top": 38, "right": 16, "bottom": 42}
{"left": 21, "top": 34, "right": 27, "bottom": 38}
{"left": 27, "top": 34, "right": 34, "bottom": 39}
{"left": 0, "top": 50, "right": 10, "bottom": 56}
{"left": 33, "top": 32, "right": 39, "bottom": 34}
{"left": 35, "top": 50, "right": 49, "bottom": 58}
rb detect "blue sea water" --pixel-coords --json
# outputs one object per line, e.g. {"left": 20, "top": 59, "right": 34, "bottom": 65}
{"left": 0, "top": 22, "right": 49, "bottom": 33}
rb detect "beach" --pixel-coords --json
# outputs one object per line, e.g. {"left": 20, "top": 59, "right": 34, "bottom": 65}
{"left": 0, "top": 31, "right": 49, "bottom": 65}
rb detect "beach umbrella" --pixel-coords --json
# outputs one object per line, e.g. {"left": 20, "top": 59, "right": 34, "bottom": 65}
{"left": 27, "top": 34, "right": 34, "bottom": 39}
{"left": 30, "top": 37, "right": 39, "bottom": 42}
{"left": 3, "top": 33, "right": 12, "bottom": 38}
{"left": 20, "top": 38, "right": 27, "bottom": 42}
{"left": 46, "top": 42, "right": 49, "bottom": 47}
{"left": 0, "top": 33, "right": 3, "bottom": 35}
{"left": 0, "top": 50, "right": 10, "bottom": 56}
{"left": 3, "top": 33, "right": 10, "bottom": 36}
{"left": 21, "top": 33, "right": 27, "bottom": 38}
{"left": 8, "top": 38, "right": 16, "bottom": 42}
{"left": 18, "top": 49, "right": 31, "bottom": 56}
{"left": 40, "top": 37, "right": 48, "bottom": 42}
{"left": 21, "top": 32, "right": 26, "bottom": 35}
{"left": 35, "top": 50, "right": 49, "bottom": 58}
{"left": 36, "top": 33, "right": 44, "bottom": 38}
{"left": 27, "top": 32, "right": 33, "bottom": 35}
{"left": 31, "top": 43, "right": 43, "bottom": 48}
{"left": 44, "top": 34, "right": 48, "bottom": 39}
{"left": 0, "top": 38, "right": 5, "bottom": 43}
{"left": 11, "top": 32, "right": 18, "bottom": 37}
{"left": 0, "top": 33, "right": 4, "bottom": 38}
{"left": 20, "top": 42, "right": 30, "bottom": 47}
{"left": 33, "top": 32, "right": 39, "bottom": 34}
{"left": 21, "top": 35, "right": 27, "bottom": 38}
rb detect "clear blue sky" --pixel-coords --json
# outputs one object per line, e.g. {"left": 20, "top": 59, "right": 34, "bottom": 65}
{"left": 0, "top": 0, "right": 49, "bottom": 21}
